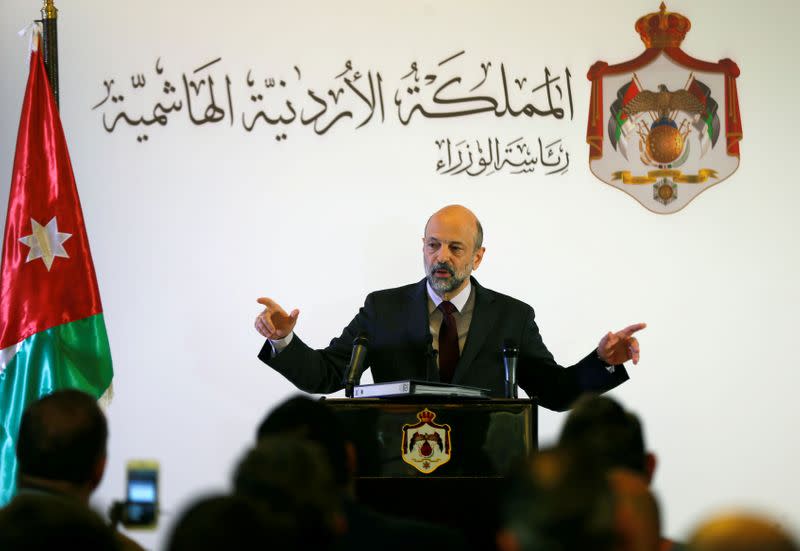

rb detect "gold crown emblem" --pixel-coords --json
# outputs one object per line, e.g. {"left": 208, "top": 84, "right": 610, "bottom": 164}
{"left": 635, "top": 3, "right": 691, "bottom": 49}
{"left": 417, "top": 409, "right": 436, "bottom": 423}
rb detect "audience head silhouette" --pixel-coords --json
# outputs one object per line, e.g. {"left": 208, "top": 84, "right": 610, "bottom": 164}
{"left": 166, "top": 494, "right": 298, "bottom": 551}
{"left": 234, "top": 436, "right": 342, "bottom": 549}
{"left": 559, "top": 393, "right": 655, "bottom": 482}
{"left": 256, "top": 395, "right": 351, "bottom": 489}
{"left": 16, "top": 389, "right": 108, "bottom": 501}
{"left": 498, "top": 447, "right": 616, "bottom": 551}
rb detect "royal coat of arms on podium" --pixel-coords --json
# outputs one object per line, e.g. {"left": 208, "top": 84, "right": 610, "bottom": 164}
{"left": 401, "top": 409, "right": 452, "bottom": 474}
{"left": 587, "top": 3, "right": 743, "bottom": 213}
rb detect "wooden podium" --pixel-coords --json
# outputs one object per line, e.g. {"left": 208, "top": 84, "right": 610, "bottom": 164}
{"left": 324, "top": 397, "right": 537, "bottom": 549}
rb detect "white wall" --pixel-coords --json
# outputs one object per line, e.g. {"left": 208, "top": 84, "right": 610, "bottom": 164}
{"left": 1, "top": 0, "right": 798, "bottom": 548}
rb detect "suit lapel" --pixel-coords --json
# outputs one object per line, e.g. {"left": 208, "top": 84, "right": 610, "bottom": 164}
{"left": 403, "top": 279, "right": 431, "bottom": 379}
{"left": 405, "top": 279, "right": 430, "bottom": 342}
{"left": 452, "top": 278, "right": 497, "bottom": 385}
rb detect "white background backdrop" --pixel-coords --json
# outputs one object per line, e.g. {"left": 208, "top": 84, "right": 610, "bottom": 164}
{"left": 1, "top": 0, "right": 798, "bottom": 548}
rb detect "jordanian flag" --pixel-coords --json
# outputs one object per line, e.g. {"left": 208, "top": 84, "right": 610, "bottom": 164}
{"left": 607, "top": 78, "right": 640, "bottom": 160}
{"left": 687, "top": 77, "right": 721, "bottom": 156}
{"left": 0, "top": 36, "right": 113, "bottom": 504}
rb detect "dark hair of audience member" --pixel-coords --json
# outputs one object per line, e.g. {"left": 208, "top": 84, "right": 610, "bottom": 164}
{"left": 0, "top": 493, "right": 120, "bottom": 550}
{"left": 256, "top": 395, "right": 350, "bottom": 487}
{"left": 233, "top": 436, "right": 342, "bottom": 549}
{"left": 16, "top": 388, "right": 108, "bottom": 484}
{"left": 499, "top": 447, "right": 616, "bottom": 551}
{"left": 166, "top": 494, "right": 298, "bottom": 551}
{"left": 558, "top": 393, "right": 647, "bottom": 476}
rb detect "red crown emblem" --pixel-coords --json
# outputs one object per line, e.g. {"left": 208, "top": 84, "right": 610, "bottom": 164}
{"left": 417, "top": 409, "right": 436, "bottom": 423}
{"left": 635, "top": 3, "right": 691, "bottom": 49}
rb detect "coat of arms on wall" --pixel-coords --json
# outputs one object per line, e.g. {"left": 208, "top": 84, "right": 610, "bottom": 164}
{"left": 401, "top": 408, "right": 452, "bottom": 474}
{"left": 587, "top": 3, "right": 743, "bottom": 213}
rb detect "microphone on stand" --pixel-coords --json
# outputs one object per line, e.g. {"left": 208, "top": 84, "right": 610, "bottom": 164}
{"left": 344, "top": 334, "right": 369, "bottom": 398}
{"left": 503, "top": 339, "right": 519, "bottom": 399}
{"left": 425, "top": 334, "right": 439, "bottom": 382}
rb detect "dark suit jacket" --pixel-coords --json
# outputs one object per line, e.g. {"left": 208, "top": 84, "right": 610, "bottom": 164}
{"left": 259, "top": 277, "right": 628, "bottom": 410}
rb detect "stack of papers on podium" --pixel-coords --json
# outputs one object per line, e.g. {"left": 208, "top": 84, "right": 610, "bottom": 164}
{"left": 353, "top": 379, "right": 490, "bottom": 398}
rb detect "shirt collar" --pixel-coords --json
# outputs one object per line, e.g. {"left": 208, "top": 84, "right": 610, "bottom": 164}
{"left": 426, "top": 280, "right": 472, "bottom": 313}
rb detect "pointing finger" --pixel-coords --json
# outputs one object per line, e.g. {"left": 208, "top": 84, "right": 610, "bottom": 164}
{"left": 257, "top": 297, "right": 278, "bottom": 309}
{"left": 619, "top": 322, "right": 647, "bottom": 337}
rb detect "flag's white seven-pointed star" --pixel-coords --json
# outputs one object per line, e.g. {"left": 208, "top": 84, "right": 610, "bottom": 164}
{"left": 19, "top": 217, "right": 72, "bottom": 271}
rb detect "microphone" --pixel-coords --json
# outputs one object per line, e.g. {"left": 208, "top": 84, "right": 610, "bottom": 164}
{"left": 344, "top": 334, "right": 369, "bottom": 398}
{"left": 425, "top": 334, "right": 438, "bottom": 382}
{"left": 503, "top": 339, "right": 519, "bottom": 399}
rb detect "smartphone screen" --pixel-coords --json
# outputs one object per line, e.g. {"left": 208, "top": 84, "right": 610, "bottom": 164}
{"left": 124, "top": 462, "right": 158, "bottom": 528}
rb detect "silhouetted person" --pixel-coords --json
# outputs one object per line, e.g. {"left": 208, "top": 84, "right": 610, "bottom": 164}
{"left": 609, "top": 469, "right": 662, "bottom": 551}
{"left": 497, "top": 447, "right": 616, "bottom": 551}
{"left": 559, "top": 393, "right": 653, "bottom": 476}
{"left": 0, "top": 492, "right": 119, "bottom": 550}
{"left": 14, "top": 389, "right": 144, "bottom": 551}
{"left": 16, "top": 389, "right": 108, "bottom": 501}
{"left": 166, "top": 494, "right": 298, "bottom": 551}
{"left": 558, "top": 393, "right": 686, "bottom": 551}
{"left": 233, "top": 436, "right": 342, "bottom": 550}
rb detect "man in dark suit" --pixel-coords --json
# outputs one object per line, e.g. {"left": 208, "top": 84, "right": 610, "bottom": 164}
{"left": 255, "top": 205, "right": 645, "bottom": 410}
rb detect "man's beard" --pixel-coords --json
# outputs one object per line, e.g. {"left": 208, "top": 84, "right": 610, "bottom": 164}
{"left": 426, "top": 261, "right": 470, "bottom": 295}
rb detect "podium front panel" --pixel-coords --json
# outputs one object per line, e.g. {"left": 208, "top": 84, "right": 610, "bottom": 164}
{"left": 324, "top": 398, "right": 536, "bottom": 478}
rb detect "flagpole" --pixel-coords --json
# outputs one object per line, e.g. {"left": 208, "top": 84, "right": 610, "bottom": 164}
{"left": 40, "top": 0, "right": 59, "bottom": 109}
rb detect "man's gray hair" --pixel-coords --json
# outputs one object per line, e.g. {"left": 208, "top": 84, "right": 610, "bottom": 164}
{"left": 474, "top": 219, "right": 484, "bottom": 251}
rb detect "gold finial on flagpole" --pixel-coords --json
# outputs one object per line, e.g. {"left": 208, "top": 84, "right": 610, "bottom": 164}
{"left": 41, "top": 0, "right": 57, "bottom": 20}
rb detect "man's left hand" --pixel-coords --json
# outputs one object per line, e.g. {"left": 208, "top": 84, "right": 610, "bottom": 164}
{"left": 597, "top": 323, "right": 647, "bottom": 365}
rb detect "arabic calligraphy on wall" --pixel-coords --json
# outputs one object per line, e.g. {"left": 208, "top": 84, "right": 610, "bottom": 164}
{"left": 435, "top": 137, "right": 569, "bottom": 176}
{"left": 94, "top": 51, "right": 572, "bottom": 136}
{"left": 93, "top": 50, "right": 575, "bottom": 176}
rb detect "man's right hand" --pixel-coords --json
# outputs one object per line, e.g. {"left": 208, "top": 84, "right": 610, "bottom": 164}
{"left": 255, "top": 297, "right": 300, "bottom": 340}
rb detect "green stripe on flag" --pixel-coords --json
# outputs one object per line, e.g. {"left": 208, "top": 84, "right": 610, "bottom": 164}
{"left": 614, "top": 112, "right": 626, "bottom": 142}
{"left": 0, "top": 314, "right": 112, "bottom": 504}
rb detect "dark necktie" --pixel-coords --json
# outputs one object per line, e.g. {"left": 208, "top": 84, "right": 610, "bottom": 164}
{"left": 438, "top": 301, "right": 459, "bottom": 383}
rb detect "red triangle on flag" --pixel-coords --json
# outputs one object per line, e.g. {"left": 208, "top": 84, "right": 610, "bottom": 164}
{"left": 0, "top": 46, "right": 104, "bottom": 350}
